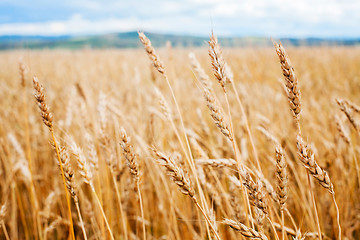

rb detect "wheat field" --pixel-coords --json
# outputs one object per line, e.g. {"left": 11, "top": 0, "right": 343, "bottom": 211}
{"left": 0, "top": 33, "right": 359, "bottom": 240}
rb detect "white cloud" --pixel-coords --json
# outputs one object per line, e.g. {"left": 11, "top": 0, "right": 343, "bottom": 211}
{"left": 0, "top": 0, "right": 359, "bottom": 37}
{"left": 0, "top": 15, "right": 136, "bottom": 35}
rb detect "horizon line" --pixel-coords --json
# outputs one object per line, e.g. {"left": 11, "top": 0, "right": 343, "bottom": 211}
{"left": 1, "top": 31, "right": 360, "bottom": 39}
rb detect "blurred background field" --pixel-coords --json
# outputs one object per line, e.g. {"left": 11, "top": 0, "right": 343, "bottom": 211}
{"left": 0, "top": 44, "right": 360, "bottom": 239}
{"left": 1, "top": 0, "right": 360, "bottom": 239}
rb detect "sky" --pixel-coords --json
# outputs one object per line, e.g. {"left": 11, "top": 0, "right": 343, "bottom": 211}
{"left": 0, "top": 0, "right": 359, "bottom": 38}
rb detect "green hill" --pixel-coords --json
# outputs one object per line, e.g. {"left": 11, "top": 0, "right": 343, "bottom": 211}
{"left": 0, "top": 32, "right": 359, "bottom": 50}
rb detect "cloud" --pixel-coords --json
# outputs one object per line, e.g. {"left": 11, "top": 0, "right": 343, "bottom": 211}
{"left": 0, "top": 15, "right": 138, "bottom": 35}
{"left": 0, "top": 0, "right": 359, "bottom": 37}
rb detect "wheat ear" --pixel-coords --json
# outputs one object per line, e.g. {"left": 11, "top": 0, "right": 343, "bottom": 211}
{"left": 334, "top": 115, "right": 351, "bottom": 144}
{"left": 334, "top": 113, "right": 360, "bottom": 189}
{"left": 33, "top": 76, "right": 53, "bottom": 129}
{"left": 336, "top": 98, "right": 360, "bottom": 133}
{"left": 236, "top": 168, "right": 267, "bottom": 216}
{"left": 189, "top": 52, "right": 213, "bottom": 92}
{"left": 274, "top": 42, "right": 301, "bottom": 131}
{"left": 275, "top": 147, "right": 288, "bottom": 208}
{"left": 235, "top": 169, "right": 279, "bottom": 239}
{"left": 343, "top": 98, "right": 360, "bottom": 114}
{"left": 275, "top": 146, "right": 288, "bottom": 240}
{"left": 336, "top": 104, "right": 360, "bottom": 188}
{"left": 138, "top": 31, "right": 165, "bottom": 74}
{"left": 204, "top": 89, "right": 233, "bottom": 140}
{"left": 296, "top": 135, "right": 333, "bottom": 193}
{"left": 152, "top": 148, "right": 221, "bottom": 240}
{"left": 208, "top": 33, "right": 232, "bottom": 91}
{"left": 120, "top": 127, "right": 146, "bottom": 240}
{"left": 154, "top": 87, "right": 172, "bottom": 121}
{"left": 195, "top": 158, "right": 237, "bottom": 168}
{"left": 223, "top": 219, "right": 268, "bottom": 240}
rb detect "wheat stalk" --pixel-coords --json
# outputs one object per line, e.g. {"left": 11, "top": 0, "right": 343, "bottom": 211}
{"left": 32, "top": 76, "right": 75, "bottom": 240}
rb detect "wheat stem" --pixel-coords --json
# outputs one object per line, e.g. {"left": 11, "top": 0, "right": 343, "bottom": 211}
{"left": 33, "top": 76, "right": 75, "bottom": 239}
{"left": 192, "top": 198, "right": 221, "bottom": 240}
{"left": 332, "top": 193, "right": 341, "bottom": 240}
{"left": 90, "top": 185, "right": 115, "bottom": 240}
{"left": 280, "top": 210, "right": 285, "bottom": 240}
{"left": 266, "top": 216, "right": 280, "bottom": 240}
{"left": 111, "top": 175, "right": 128, "bottom": 240}
{"left": 137, "top": 182, "right": 146, "bottom": 240}
{"left": 74, "top": 200, "right": 87, "bottom": 240}
{"left": 1, "top": 220, "right": 10, "bottom": 240}
{"left": 307, "top": 172, "right": 322, "bottom": 240}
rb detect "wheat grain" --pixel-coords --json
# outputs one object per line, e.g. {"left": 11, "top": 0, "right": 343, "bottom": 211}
{"left": 195, "top": 158, "right": 237, "bottom": 168}
{"left": 275, "top": 146, "right": 288, "bottom": 208}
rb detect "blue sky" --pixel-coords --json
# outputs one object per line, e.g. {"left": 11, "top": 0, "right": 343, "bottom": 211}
{"left": 1, "top": 0, "right": 359, "bottom": 37}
